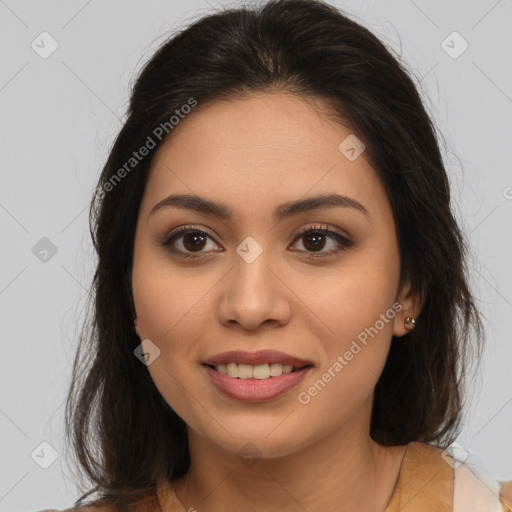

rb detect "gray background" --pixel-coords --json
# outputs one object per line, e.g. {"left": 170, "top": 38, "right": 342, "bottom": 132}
{"left": 0, "top": 0, "right": 511, "bottom": 510}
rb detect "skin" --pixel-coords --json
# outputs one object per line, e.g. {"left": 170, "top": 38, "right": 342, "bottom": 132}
{"left": 131, "top": 91, "right": 422, "bottom": 512}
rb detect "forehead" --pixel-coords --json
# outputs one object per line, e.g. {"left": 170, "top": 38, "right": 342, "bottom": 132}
{"left": 140, "top": 92, "right": 390, "bottom": 223}
{"left": 153, "top": 92, "right": 354, "bottom": 168}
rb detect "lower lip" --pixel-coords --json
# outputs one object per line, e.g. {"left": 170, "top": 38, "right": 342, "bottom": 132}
{"left": 203, "top": 364, "right": 313, "bottom": 402}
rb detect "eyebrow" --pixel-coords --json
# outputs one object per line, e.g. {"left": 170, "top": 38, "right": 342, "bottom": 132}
{"left": 149, "top": 193, "right": 370, "bottom": 223}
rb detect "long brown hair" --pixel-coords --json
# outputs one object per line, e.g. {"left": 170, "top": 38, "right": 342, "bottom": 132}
{"left": 65, "top": 0, "right": 484, "bottom": 507}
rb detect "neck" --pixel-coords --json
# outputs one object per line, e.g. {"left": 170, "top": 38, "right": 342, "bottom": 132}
{"left": 172, "top": 411, "right": 406, "bottom": 511}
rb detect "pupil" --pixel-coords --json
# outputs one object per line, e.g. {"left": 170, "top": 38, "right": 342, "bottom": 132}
{"left": 184, "top": 233, "right": 206, "bottom": 251}
{"left": 304, "top": 233, "right": 325, "bottom": 252}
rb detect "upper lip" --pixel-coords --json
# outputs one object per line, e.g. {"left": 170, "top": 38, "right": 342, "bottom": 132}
{"left": 202, "top": 350, "right": 313, "bottom": 368}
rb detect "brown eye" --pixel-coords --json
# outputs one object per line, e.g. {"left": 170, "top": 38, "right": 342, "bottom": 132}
{"left": 162, "top": 227, "right": 221, "bottom": 258}
{"left": 181, "top": 232, "right": 208, "bottom": 252}
{"left": 290, "top": 225, "right": 354, "bottom": 257}
{"left": 301, "top": 231, "right": 328, "bottom": 252}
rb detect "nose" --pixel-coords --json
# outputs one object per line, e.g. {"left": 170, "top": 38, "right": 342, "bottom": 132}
{"left": 216, "top": 251, "right": 292, "bottom": 332}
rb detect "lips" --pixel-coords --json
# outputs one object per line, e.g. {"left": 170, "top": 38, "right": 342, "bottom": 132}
{"left": 204, "top": 364, "right": 312, "bottom": 402}
{"left": 201, "top": 349, "right": 313, "bottom": 369}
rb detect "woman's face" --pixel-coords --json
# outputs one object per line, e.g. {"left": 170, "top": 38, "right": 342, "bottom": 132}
{"left": 131, "top": 92, "right": 417, "bottom": 459}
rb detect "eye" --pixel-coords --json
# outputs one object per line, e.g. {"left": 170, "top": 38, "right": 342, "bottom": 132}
{"left": 290, "top": 223, "right": 353, "bottom": 258}
{"left": 160, "top": 225, "right": 221, "bottom": 258}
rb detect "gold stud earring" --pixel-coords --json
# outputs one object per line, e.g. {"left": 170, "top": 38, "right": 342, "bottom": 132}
{"left": 404, "top": 317, "right": 416, "bottom": 330}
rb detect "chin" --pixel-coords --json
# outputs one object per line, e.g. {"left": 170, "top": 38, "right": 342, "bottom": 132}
{"left": 195, "top": 421, "right": 312, "bottom": 462}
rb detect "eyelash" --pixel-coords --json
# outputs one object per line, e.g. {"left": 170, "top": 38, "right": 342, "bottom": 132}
{"left": 160, "top": 223, "right": 354, "bottom": 259}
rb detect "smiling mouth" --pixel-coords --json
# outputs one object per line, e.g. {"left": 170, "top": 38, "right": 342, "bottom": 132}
{"left": 204, "top": 362, "right": 312, "bottom": 380}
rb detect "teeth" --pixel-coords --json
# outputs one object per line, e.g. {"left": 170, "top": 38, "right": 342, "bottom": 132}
{"left": 226, "top": 363, "right": 237, "bottom": 378}
{"left": 238, "top": 364, "right": 253, "bottom": 379}
{"left": 214, "top": 362, "right": 297, "bottom": 379}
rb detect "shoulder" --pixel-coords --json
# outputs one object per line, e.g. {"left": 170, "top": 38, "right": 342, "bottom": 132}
{"left": 34, "top": 507, "right": 117, "bottom": 512}
{"left": 421, "top": 441, "right": 512, "bottom": 512}
{"left": 35, "top": 479, "right": 171, "bottom": 512}
{"left": 400, "top": 442, "right": 511, "bottom": 511}
{"left": 501, "top": 481, "right": 512, "bottom": 511}
{"left": 453, "top": 463, "right": 512, "bottom": 511}
{"left": 34, "top": 500, "right": 156, "bottom": 512}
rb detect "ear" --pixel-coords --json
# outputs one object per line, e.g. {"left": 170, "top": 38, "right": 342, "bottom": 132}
{"left": 134, "top": 317, "right": 140, "bottom": 336}
{"left": 392, "top": 280, "right": 424, "bottom": 337}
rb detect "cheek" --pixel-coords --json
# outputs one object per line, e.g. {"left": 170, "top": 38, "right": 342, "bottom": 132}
{"left": 132, "top": 269, "right": 209, "bottom": 423}
{"left": 315, "top": 248, "right": 400, "bottom": 335}
{"left": 131, "top": 249, "right": 218, "bottom": 398}
{"left": 132, "top": 242, "right": 215, "bottom": 348}
{"left": 297, "top": 282, "right": 399, "bottom": 426}
{"left": 310, "top": 243, "right": 400, "bottom": 386}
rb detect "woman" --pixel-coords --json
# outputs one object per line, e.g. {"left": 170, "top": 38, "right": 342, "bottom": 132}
{"left": 38, "top": 0, "right": 511, "bottom": 510}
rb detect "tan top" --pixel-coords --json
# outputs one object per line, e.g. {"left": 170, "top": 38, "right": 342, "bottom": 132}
{"left": 38, "top": 441, "right": 512, "bottom": 512}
